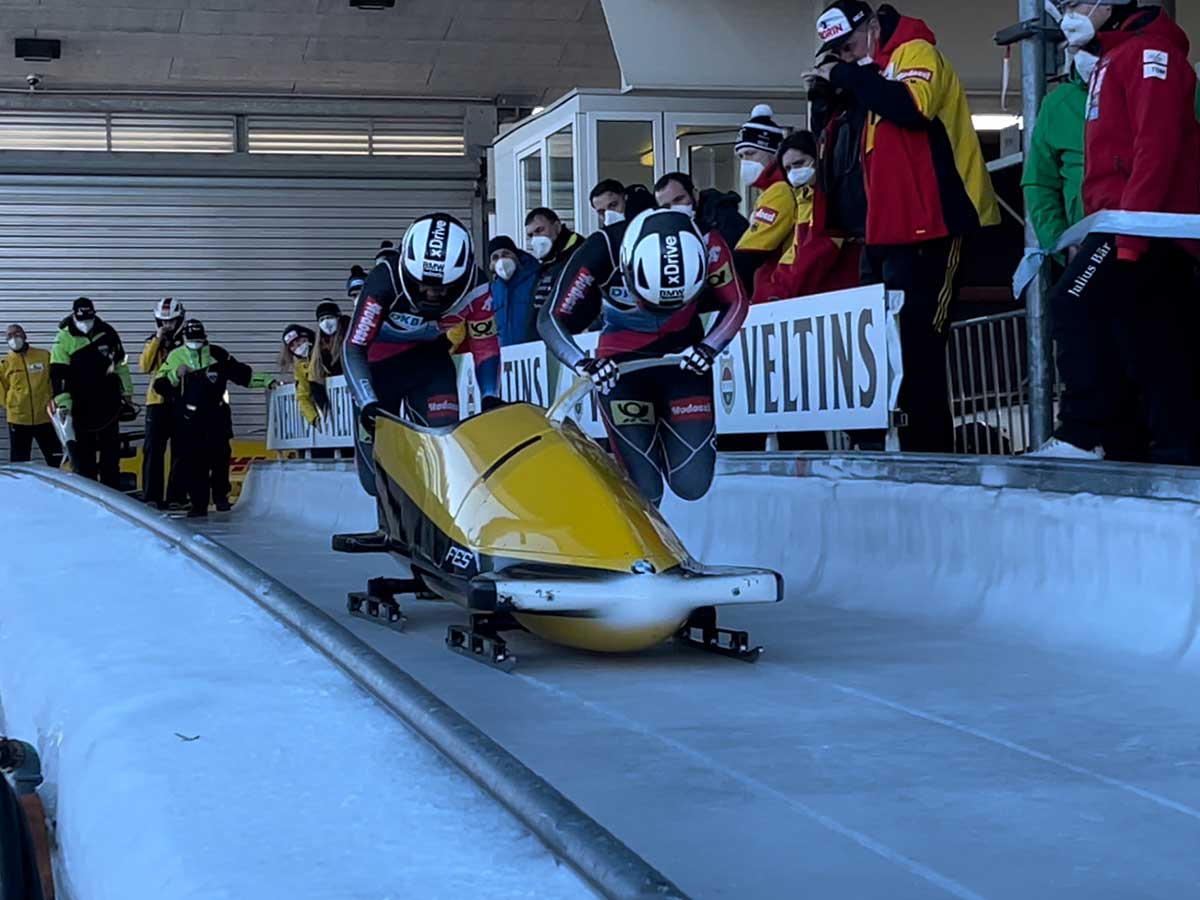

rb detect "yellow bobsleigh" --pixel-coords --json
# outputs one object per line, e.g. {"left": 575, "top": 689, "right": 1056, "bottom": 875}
{"left": 335, "top": 362, "right": 783, "bottom": 670}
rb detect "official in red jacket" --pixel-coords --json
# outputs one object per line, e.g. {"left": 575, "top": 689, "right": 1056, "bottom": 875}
{"left": 813, "top": 1, "right": 1000, "bottom": 453}
{"left": 1038, "top": 1, "right": 1200, "bottom": 463}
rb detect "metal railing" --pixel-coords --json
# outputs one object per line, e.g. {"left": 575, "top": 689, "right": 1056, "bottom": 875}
{"left": 945, "top": 310, "right": 1059, "bottom": 456}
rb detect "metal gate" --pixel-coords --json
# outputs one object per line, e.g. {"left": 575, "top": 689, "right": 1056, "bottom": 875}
{"left": 0, "top": 171, "right": 477, "bottom": 461}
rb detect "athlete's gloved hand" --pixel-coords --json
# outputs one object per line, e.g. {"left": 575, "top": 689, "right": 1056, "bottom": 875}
{"left": 359, "top": 401, "right": 380, "bottom": 434}
{"left": 575, "top": 357, "right": 619, "bottom": 395}
{"left": 680, "top": 344, "right": 717, "bottom": 376}
{"left": 481, "top": 395, "right": 505, "bottom": 412}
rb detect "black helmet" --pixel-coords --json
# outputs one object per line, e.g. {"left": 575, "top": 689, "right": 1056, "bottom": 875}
{"left": 398, "top": 213, "right": 476, "bottom": 318}
{"left": 182, "top": 319, "right": 207, "bottom": 343}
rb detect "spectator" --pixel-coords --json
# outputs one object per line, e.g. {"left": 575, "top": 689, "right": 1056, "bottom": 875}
{"left": 622, "top": 184, "right": 657, "bottom": 220}
{"left": 139, "top": 297, "right": 187, "bottom": 509}
{"left": 807, "top": 55, "right": 868, "bottom": 242}
{"left": 812, "top": 1, "right": 1000, "bottom": 452}
{"left": 50, "top": 297, "right": 133, "bottom": 487}
{"left": 761, "top": 131, "right": 863, "bottom": 302}
{"left": 156, "top": 319, "right": 276, "bottom": 518}
{"left": 1033, "top": 0, "right": 1200, "bottom": 463}
{"left": 733, "top": 104, "right": 795, "bottom": 300}
{"left": 487, "top": 236, "right": 541, "bottom": 346}
{"left": 525, "top": 207, "right": 584, "bottom": 319}
{"left": 0, "top": 324, "right": 61, "bottom": 466}
{"left": 589, "top": 179, "right": 627, "bottom": 226}
{"left": 310, "top": 299, "right": 349, "bottom": 421}
{"left": 346, "top": 265, "right": 368, "bottom": 303}
{"left": 653, "top": 172, "right": 751, "bottom": 285}
{"left": 278, "top": 324, "right": 320, "bottom": 429}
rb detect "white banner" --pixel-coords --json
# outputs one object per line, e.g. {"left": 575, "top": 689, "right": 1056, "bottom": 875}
{"left": 716, "top": 284, "right": 895, "bottom": 434}
{"left": 266, "top": 288, "right": 902, "bottom": 451}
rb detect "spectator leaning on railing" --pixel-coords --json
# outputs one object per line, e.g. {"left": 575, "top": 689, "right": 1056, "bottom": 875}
{"left": 1033, "top": 0, "right": 1200, "bottom": 463}
{"left": 733, "top": 104, "right": 796, "bottom": 301}
{"left": 278, "top": 324, "right": 320, "bottom": 429}
{"left": 810, "top": 0, "right": 1000, "bottom": 453}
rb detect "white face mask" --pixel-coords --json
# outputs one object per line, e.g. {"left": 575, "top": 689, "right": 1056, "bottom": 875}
{"left": 528, "top": 235, "right": 554, "bottom": 260}
{"left": 603, "top": 209, "right": 625, "bottom": 226}
{"left": 740, "top": 159, "right": 766, "bottom": 186}
{"left": 670, "top": 203, "right": 696, "bottom": 219}
{"left": 186, "top": 340, "right": 205, "bottom": 351}
{"left": 75, "top": 318, "right": 94, "bottom": 334}
{"left": 493, "top": 257, "right": 518, "bottom": 281}
{"left": 1060, "top": 9, "right": 1098, "bottom": 49}
{"left": 7, "top": 336, "right": 24, "bottom": 352}
{"left": 787, "top": 166, "right": 817, "bottom": 188}
{"left": 294, "top": 341, "right": 311, "bottom": 359}
{"left": 1072, "top": 49, "right": 1099, "bottom": 82}
{"left": 318, "top": 317, "right": 339, "bottom": 336}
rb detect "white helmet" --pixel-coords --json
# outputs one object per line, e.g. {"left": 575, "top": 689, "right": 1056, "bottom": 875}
{"left": 399, "top": 213, "right": 475, "bottom": 317}
{"left": 619, "top": 209, "right": 708, "bottom": 312}
{"left": 153, "top": 296, "right": 185, "bottom": 324}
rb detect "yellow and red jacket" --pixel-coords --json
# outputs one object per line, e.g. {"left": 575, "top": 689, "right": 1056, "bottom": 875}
{"left": 830, "top": 12, "right": 999, "bottom": 246}
{"left": 736, "top": 162, "right": 796, "bottom": 301}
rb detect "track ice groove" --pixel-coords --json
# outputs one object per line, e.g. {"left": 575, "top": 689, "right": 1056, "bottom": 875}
{"left": 516, "top": 672, "right": 991, "bottom": 900}
{"left": 797, "top": 672, "right": 1200, "bottom": 824}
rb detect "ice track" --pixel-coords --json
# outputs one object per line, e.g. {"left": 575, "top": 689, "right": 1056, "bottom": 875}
{"left": 199, "top": 459, "right": 1200, "bottom": 900}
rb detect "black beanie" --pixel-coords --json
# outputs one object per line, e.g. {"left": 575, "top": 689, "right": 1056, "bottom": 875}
{"left": 346, "top": 265, "right": 367, "bottom": 296}
{"left": 316, "top": 299, "right": 341, "bottom": 320}
{"left": 182, "top": 319, "right": 207, "bottom": 342}
{"left": 736, "top": 104, "right": 787, "bottom": 155}
{"left": 72, "top": 297, "right": 96, "bottom": 318}
{"left": 487, "top": 236, "right": 519, "bottom": 257}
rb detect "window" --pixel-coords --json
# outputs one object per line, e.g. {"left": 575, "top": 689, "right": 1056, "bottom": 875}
{"left": 547, "top": 125, "right": 575, "bottom": 230}
{"left": 246, "top": 117, "right": 464, "bottom": 156}
{"left": 685, "top": 143, "right": 737, "bottom": 196}
{"left": 0, "top": 112, "right": 236, "bottom": 153}
{"left": 595, "top": 120, "right": 654, "bottom": 192}
{"left": 520, "top": 149, "right": 543, "bottom": 229}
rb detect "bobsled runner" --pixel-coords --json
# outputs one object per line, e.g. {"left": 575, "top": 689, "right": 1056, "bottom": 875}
{"left": 334, "top": 359, "right": 783, "bottom": 671}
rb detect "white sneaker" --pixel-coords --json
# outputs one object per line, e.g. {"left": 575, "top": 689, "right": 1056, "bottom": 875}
{"left": 1027, "top": 438, "right": 1105, "bottom": 461}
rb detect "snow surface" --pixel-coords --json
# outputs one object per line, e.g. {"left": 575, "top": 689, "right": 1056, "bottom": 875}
{"left": 0, "top": 471, "right": 591, "bottom": 900}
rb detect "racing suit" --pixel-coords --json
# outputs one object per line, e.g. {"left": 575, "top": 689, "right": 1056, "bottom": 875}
{"left": 343, "top": 248, "right": 501, "bottom": 496}
{"left": 539, "top": 220, "right": 749, "bottom": 506}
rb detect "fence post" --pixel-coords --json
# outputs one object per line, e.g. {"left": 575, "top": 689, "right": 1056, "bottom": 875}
{"left": 1021, "top": 0, "right": 1054, "bottom": 448}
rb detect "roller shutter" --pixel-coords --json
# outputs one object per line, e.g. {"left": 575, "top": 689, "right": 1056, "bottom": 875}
{"left": 0, "top": 172, "right": 477, "bottom": 462}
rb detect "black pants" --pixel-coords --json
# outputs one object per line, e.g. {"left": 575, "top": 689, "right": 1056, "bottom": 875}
{"left": 1051, "top": 234, "right": 1198, "bottom": 464}
{"left": 142, "top": 403, "right": 178, "bottom": 505}
{"left": 862, "top": 236, "right": 964, "bottom": 453}
{"left": 8, "top": 423, "right": 61, "bottom": 466}
{"left": 355, "top": 348, "right": 460, "bottom": 497}
{"left": 74, "top": 419, "right": 121, "bottom": 488}
{"left": 175, "top": 422, "right": 232, "bottom": 514}
{"left": 600, "top": 366, "right": 716, "bottom": 507}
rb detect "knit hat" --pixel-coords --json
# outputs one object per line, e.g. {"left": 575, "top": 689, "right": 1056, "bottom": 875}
{"left": 182, "top": 319, "right": 207, "bottom": 342}
{"left": 315, "top": 299, "right": 341, "bottom": 320}
{"left": 281, "top": 323, "right": 315, "bottom": 347}
{"left": 487, "top": 236, "right": 519, "bottom": 257}
{"left": 72, "top": 297, "right": 96, "bottom": 319}
{"left": 346, "top": 265, "right": 367, "bottom": 296}
{"left": 736, "top": 105, "right": 787, "bottom": 155}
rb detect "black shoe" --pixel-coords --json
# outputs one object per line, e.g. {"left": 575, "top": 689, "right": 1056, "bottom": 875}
{"left": 214, "top": 499, "right": 232, "bottom": 512}
{"left": 168, "top": 501, "right": 189, "bottom": 512}
{"left": 186, "top": 508, "right": 208, "bottom": 519}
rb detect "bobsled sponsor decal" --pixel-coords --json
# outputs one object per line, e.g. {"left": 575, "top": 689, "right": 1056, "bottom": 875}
{"left": 351, "top": 298, "right": 383, "bottom": 344}
{"left": 611, "top": 399, "right": 655, "bottom": 426}
{"left": 444, "top": 546, "right": 474, "bottom": 570}
{"left": 670, "top": 396, "right": 713, "bottom": 422}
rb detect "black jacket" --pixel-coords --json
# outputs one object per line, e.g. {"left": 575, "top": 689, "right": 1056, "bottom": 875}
{"left": 50, "top": 315, "right": 128, "bottom": 431}
{"left": 531, "top": 229, "right": 585, "bottom": 316}
{"left": 810, "top": 78, "right": 869, "bottom": 239}
{"left": 698, "top": 189, "right": 754, "bottom": 290}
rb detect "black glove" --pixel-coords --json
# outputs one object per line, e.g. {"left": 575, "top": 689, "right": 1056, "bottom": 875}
{"left": 359, "top": 401, "right": 380, "bottom": 434}
{"left": 575, "top": 357, "right": 619, "bottom": 394}
{"left": 119, "top": 400, "right": 139, "bottom": 423}
{"left": 679, "top": 344, "right": 717, "bottom": 376}
{"left": 481, "top": 395, "right": 505, "bottom": 412}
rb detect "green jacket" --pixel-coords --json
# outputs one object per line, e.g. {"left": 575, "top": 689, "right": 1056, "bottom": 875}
{"left": 1021, "top": 75, "right": 1089, "bottom": 255}
{"left": 153, "top": 343, "right": 273, "bottom": 428}
{"left": 50, "top": 317, "right": 132, "bottom": 428}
